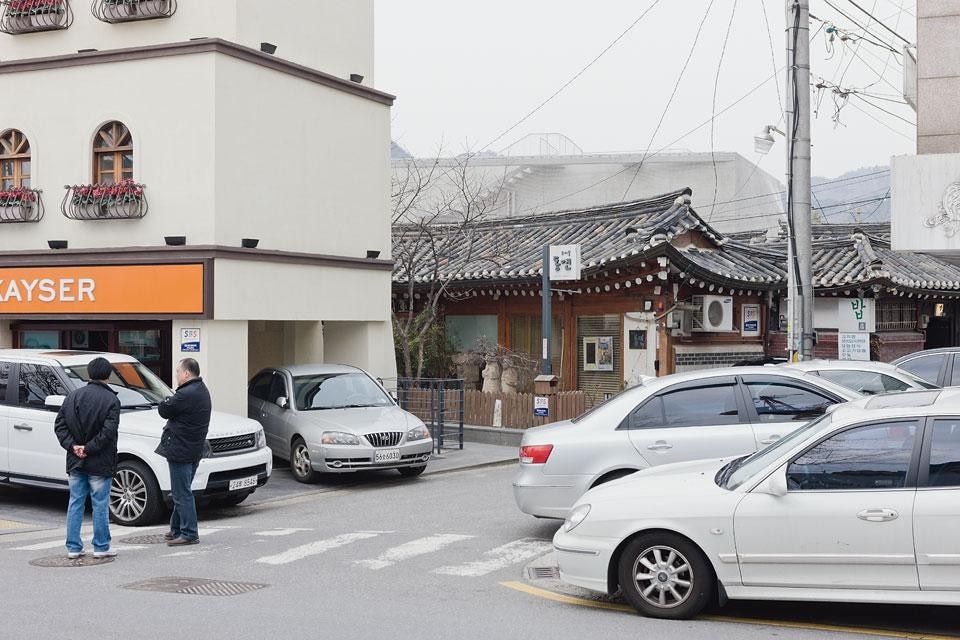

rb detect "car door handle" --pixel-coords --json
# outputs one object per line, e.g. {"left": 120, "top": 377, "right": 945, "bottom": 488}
{"left": 857, "top": 508, "right": 899, "bottom": 523}
{"left": 759, "top": 435, "right": 782, "bottom": 445}
{"left": 13, "top": 424, "right": 33, "bottom": 432}
{"left": 646, "top": 441, "right": 674, "bottom": 451}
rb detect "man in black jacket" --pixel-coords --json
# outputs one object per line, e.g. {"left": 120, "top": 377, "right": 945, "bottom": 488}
{"left": 157, "top": 358, "right": 211, "bottom": 546}
{"left": 54, "top": 357, "right": 121, "bottom": 560}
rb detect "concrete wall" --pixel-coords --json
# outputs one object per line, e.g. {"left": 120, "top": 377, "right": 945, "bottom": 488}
{"left": 0, "top": 0, "right": 373, "bottom": 83}
{"left": 918, "top": 2, "right": 960, "bottom": 154}
{"left": 0, "top": 54, "right": 217, "bottom": 252}
{"left": 248, "top": 320, "right": 325, "bottom": 375}
{"left": 213, "top": 55, "right": 391, "bottom": 257}
{"left": 322, "top": 320, "right": 396, "bottom": 382}
{"left": 171, "top": 318, "right": 248, "bottom": 414}
{"left": 891, "top": 152, "right": 960, "bottom": 252}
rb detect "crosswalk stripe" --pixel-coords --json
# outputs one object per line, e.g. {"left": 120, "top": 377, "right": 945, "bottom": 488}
{"left": 433, "top": 538, "right": 553, "bottom": 577}
{"left": 354, "top": 534, "right": 474, "bottom": 570}
{"left": 253, "top": 528, "right": 313, "bottom": 537}
{"left": 255, "top": 531, "right": 388, "bottom": 566}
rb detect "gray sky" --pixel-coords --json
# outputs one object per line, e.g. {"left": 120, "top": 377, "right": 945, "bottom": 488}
{"left": 375, "top": 0, "right": 916, "bottom": 180}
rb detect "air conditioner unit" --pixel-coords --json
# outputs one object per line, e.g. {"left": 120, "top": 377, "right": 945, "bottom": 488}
{"left": 691, "top": 295, "right": 734, "bottom": 332}
{"left": 668, "top": 309, "right": 692, "bottom": 337}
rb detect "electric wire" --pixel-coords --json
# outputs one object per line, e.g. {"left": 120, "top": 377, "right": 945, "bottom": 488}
{"left": 845, "top": 98, "right": 915, "bottom": 140}
{"left": 476, "top": 0, "right": 664, "bottom": 154}
{"left": 844, "top": 0, "right": 912, "bottom": 44}
{"left": 850, "top": 93, "right": 916, "bottom": 126}
{"left": 708, "top": 0, "right": 740, "bottom": 222}
{"left": 822, "top": 0, "right": 905, "bottom": 55}
{"left": 620, "top": 0, "right": 717, "bottom": 201}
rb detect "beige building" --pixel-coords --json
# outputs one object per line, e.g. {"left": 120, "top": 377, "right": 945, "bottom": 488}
{"left": 0, "top": 0, "right": 396, "bottom": 413}
{"left": 891, "top": 1, "right": 960, "bottom": 345}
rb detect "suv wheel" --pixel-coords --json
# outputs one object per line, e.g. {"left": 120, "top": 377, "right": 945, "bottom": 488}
{"left": 110, "top": 460, "right": 163, "bottom": 526}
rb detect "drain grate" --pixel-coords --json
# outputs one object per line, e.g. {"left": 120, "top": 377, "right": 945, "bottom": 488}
{"left": 526, "top": 566, "right": 561, "bottom": 580}
{"left": 120, "top": 534, "right": 169, "bottom": 545}
{"left": 123, "top": 577, "right": 268, "bottom": 597}
{"left": 30, "top": 555, "right": 116, "bottom": 568}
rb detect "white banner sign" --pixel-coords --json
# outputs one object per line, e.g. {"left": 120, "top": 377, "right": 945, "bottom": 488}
{"left": 838, "top": 298, "right": 875, "bottom": 333}
{"left": 741, "top": 304, "right": 761, "bottom": 337}
{"left": 838, "top": 332, "right": 870, "bottom": 361}
{"left": 549, "top": 244, "right": 582, "bottom": 281}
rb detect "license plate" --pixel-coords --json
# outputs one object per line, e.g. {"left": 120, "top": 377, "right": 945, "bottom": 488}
{"left": 228, "top": 475, "right": 258, "bottom": 491}
{"left": 374, "top": 449, "right": 401, "bottom": 463}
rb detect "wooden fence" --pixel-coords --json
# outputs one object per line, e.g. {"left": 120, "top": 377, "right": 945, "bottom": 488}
{"left": 463, "top": 390, "right": 586, "bottom": 429}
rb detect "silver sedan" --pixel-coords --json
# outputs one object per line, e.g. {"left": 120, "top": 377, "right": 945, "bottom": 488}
{"left": 248, "top": 364, "right": 433, "bottom": 482}
{"left": 781, "top": 359, "right": 939, "bottom": 394}
{"left": 513, "top": 366, "right": 859, "bottom": 519}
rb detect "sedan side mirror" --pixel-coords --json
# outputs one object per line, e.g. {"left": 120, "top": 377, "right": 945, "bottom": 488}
{"left": 275, "top": 396, "right": 288, "bottom": 409}
{"left": 756, "top": 469, "right": 788, "bottom": 497}
{"left": 45, "top": 395, "right": 66, "bottom": 410}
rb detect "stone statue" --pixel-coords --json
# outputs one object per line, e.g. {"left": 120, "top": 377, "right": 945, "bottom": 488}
{"left": 452, "top": 352, "right": 484, "bottom": 390}
{"left": 501, "top": 365, "right": 519, "bottom": 394}
{"left": 481, "top": 359, "right": 502, "bottom": 394}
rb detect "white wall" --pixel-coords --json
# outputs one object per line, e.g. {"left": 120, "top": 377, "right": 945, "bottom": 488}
{"left": 0, "top": 0, "right": 374, "bottom": 84}
{"left": 322, "top": 320, "right": 396, "bottom": 381}
{"left": 171, "top": 318, "right": 248, "bottom": 414}
{"left": 0, "top": 55, "right": 217, "bottom": 252}
{"left": 891, "top": 152, "right": 960, "bottom": 253}
{"left": 213, "top": 55, "right": 391, "bottom": 257}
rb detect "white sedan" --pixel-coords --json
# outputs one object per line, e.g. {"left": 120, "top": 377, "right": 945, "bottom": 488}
{"left": 554, "top": 389, "right": 960, "bottom": 619}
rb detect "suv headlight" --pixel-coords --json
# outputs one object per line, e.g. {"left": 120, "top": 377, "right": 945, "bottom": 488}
{"left": 255, "top": 429, "right": 266, "bottom": 449}
{"left": 406, "top": 424, "right": 431, "bottom": 441}
{"left": 563, "top": 504, "right": 591, "bottom": 533}
{"left": 322, "top": 431, "right": 360, "bottom": 446}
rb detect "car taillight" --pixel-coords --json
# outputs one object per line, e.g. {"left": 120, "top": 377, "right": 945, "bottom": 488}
{"left": 520, "top": 444, "right": 553, "bottom": 464}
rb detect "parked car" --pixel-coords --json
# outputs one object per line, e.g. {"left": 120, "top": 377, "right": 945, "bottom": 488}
{"left": 782, "top": 359, "right": 938, "bottom": 395}
{"left": 554, "top": 388, "right": 960, "bottom": 619}
{"left": 0, "top": 350, "right": 272, "bottom": 526}
{"left": 893, "top": 348, "right": 960, "bottom": 387}
{"left": 248, "top": 364, "right": 433, "bottom": 482}
{"left": 513, "top": 367, "right": 859, "bottom": 519}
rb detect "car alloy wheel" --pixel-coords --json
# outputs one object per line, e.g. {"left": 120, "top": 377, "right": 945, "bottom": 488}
{"left": 111, "top": 468, "right": 148, "bottom": 523}
{"left": 290, "top": 437, "right": 318, "bottom": 483}
{"left": 632, "top": 545, "right": 694, "bottom": 609}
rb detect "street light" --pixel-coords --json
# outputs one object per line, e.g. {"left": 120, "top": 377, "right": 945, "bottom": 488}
{"left": 754, "top": 125, "right": 785, "bottom": 154}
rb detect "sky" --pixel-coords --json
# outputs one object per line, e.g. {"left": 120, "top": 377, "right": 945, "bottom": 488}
{"left": 375, "top": 0, "right": 917, "bottom": 180}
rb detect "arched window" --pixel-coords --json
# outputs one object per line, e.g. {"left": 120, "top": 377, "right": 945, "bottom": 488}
{"left": 1, "top": 129, "right": 31, "bottom": 190}
{"left": 93, "top": 121, "right": 133, "bottom": 184}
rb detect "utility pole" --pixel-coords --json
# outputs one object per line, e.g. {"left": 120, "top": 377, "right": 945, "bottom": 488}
{"left": 786, "top": 0, "right": 814, "bottom": 360}
{"left": 541, "top": 245, "right": 553, "bottom": 375}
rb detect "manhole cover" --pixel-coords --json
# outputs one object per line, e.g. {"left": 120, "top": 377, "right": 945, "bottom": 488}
{"left": 30, "top": 555, "right": 116, "bottom": 568}
{"left": 123, "top": 577, "right": 268, "bottom": 597}
{"left": 120, "top": 534, "right": 169, "bottom": 545}
{"left": 526, "top": 566, "right": 560, "bottom": 580}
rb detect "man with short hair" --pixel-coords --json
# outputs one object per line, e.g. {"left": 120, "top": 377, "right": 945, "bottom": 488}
{"left": 157, "top": 358, "right": 211, "bottom": 546}
{"left": 54, "top": 356, "right": 121, "bottom": 560}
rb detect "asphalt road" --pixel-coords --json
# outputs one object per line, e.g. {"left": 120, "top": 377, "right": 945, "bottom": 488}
{"left": 0, "top": 463, "right": 957, "bottom": 640}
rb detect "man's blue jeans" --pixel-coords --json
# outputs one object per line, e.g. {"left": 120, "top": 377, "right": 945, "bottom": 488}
{"left": 168, "top": 461, "right": 200, "bottom": 541}
{"left": 66, "top": 472, "right": 112, "bottom": 554}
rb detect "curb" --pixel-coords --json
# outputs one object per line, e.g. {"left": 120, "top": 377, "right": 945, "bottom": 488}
{"left": 423, "top": 457, "right": 517, "bottom": 477}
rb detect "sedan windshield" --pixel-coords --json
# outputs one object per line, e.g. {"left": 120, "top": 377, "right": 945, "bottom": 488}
{"left": 293, "top": 373, "right": 393, "bottom": 411}
{"left": 719, "top": 413, "right": 833, "bottom": 490}
{"left": 65, "top": 361, "right": 173, "bottom": 408}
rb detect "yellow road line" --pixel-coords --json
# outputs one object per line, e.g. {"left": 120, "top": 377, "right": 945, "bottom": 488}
{"left": 500, "top": 581, "right": 960, "bottom": 640}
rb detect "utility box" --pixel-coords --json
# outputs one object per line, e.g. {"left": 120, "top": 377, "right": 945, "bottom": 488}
{"left": 534, "top": 374, "right": 559, "bottom": 396}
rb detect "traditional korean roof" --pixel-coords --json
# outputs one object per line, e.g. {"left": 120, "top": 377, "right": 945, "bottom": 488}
{"left": 392, "top": 189, "right": 960, "bottom": 296}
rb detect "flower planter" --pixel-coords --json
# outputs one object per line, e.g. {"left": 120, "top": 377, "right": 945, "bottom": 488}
{"left": 137, "top": 0, "right": 168, "bottom": 16}
{"left": 8, "top": 14, "right": 32, "bottom": 30}
{"left": 103, "top": 2, "right": 133, "bottom": 20}
{"left": 30, "top": 9, "right": 64, "bottom": 29}
{"left": 0, "top": 204, "right": 32, "bottom": 222}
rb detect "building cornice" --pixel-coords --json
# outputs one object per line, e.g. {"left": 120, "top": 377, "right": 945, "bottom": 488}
{"left": 0, "top": 38, "right": 395, "bottom": 106}
{"left": 0, "top": 245, "right": 395, "bottom": 271}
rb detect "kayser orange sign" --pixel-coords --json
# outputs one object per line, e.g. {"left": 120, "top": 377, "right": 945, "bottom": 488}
{"left": 0, "top": 264, "right": 204, "bottom": 314}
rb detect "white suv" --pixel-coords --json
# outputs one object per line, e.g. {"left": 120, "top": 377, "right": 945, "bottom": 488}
{"left": 0, "top": 350, "right": 272, "bottom": 526}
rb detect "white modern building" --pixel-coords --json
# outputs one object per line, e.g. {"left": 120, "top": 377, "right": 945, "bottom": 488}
{"left": 0, "top": 0, "right": 396, "bottom": 413}
{"left": 392, "top": 133, "right": 786, "bottom": 235}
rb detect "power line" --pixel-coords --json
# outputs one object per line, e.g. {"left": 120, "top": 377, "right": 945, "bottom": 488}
{"left": 845, "top": 98, "right": 915, "bottom": 140}
{"left": 761, "top": 1, "right": 784, "bottom": 111}
{"left": 821, "top": 0, "right": 904, "bottom": 55}
{"left": 708, "top": 0, "right": 740, "bottom": 222}
{"left": 851, "top": 93, "right": 916, "bottom": 126}
{"left": 621, "top": 0, "right": 717, "bottom": 200}
{"left": 477, "top": 0, "right": 664, "bottom": 153}
{"left": 844, "top": 0, "right": 912, "bottom": 44}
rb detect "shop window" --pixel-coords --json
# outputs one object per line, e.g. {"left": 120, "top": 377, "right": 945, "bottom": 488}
{"left": 1, "top": 129, "right": 30, "bottom": 190}
{"left": 93, "top": 121, "right": 133, "bottom": 184}
{"left": 876, "top": 300, "right": 917, "bottom": 332}
{"left": 19, "top": 330, "right": 59, "bottom": 349}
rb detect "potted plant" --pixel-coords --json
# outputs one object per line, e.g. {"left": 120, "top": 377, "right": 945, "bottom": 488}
{"left": 70, "top": 184, "right": 105, "bottom": 218}
{"left": 0, "top": 186, "right": 37, "bottom": 222}
{"left": 104, "top": 179, "right": 145, "bottom": 217}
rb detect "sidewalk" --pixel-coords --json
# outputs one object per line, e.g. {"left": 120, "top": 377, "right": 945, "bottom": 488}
{"left": 425, "top": 442, "right": 517, "bottom": 475}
